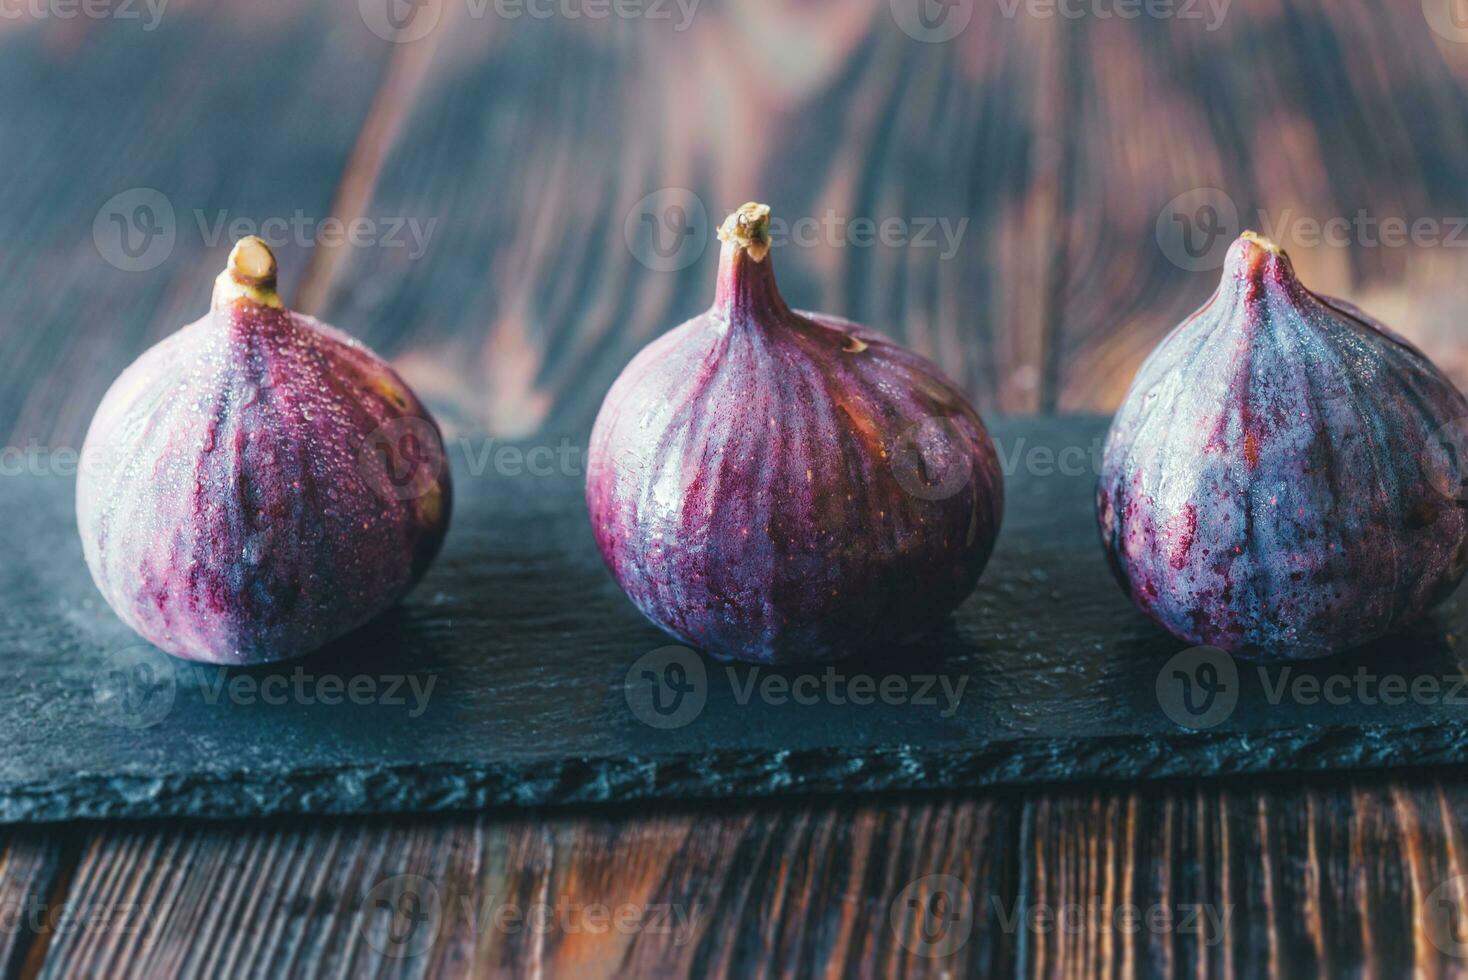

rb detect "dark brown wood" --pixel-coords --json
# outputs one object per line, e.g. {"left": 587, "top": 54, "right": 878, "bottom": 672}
{"left": 16, "top": 774, "right": 1468, "bottom": 977}
{"left": 1018, "top": 776, "right": 1468, "bottom": 979}
{"left": 0, "top": 1, "right": 396, "bottom": 447}
{"left": 32, "top": 799, "right": 1019, "bottom": 978}
{"left": 16, "top": 1, "right": 1468, "bottom": 447}
{"left": 0, "top": 828, "right": 72, "bottom": 979}
{"left": 1047, "top": 0, "right": 1468, "bottom": 413}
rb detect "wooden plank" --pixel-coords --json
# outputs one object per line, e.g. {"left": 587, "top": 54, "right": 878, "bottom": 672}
{"left": 0, "top": 828, "right": 72, "bottom": 979}
{"left": 1017, "top": 775, "right": 1468, "bottom": 978}
{"left": 0, "top": 1, "right": 399, "bottom": 447}
{"left": 8, "top": 3, "right": 1468, "bottom": 441}
{"left": 36, "top": 799, "right": 1019, "bottom": 977}
{"left": 302, "top": 3, "right": 1066, "bottom": 440}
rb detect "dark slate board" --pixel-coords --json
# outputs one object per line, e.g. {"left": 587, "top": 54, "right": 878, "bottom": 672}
{"left": 5, "top": 416, "right": 1468, "bottom": 824}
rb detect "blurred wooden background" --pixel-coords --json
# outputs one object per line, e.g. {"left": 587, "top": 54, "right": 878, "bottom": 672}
{"left": 2, "top": 0, "right": 1467, "bottom": 449}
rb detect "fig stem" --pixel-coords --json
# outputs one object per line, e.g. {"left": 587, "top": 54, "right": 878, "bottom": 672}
{"left": 717, "top": 202, "right": 772, "bottom": 263}
{"left": 213, "top": 236, "right": 284, "bottom": 310}
{"left": 712, "top": 202, "right": 792, "bottom": 322}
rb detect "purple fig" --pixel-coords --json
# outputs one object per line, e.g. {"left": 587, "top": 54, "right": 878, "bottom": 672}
{"left": 1098, "top": 232, "right": 1468, "bottom": 659}
{"left": 587, "top": 203, "right": 1004, "bottom": 664}
{"left": 77, "top": 237, "right": 452, "bottom": 665}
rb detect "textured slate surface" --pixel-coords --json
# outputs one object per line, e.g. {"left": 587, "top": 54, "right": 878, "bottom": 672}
{"left": 3, "top": 415, "right": 1467, "bottom": 824}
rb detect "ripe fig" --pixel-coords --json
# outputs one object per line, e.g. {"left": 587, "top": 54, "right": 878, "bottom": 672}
{"left": 1098, "top": 232, "right": 1468, "bottom": 659}
{"left": 587, "top": 202, "right": 1004, "bottom": 664}
{"left": 77, "top": 237, "right": 452, "bottom": 664}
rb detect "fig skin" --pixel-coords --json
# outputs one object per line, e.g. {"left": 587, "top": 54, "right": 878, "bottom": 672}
{"left": 1098, "top": 232, "right": 1468, "bottom": 659}
{"left": 588, "top": 203, "right": 1004, "bottom": 664}
{"left": 77, "top": 238, "right": 452, "bottom": 665}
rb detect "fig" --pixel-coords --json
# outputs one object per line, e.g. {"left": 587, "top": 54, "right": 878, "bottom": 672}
{"left": 587, "top": 203, "right": 1004, "bottom": 664}
{"left": 1098, "top": 231, "right": 1468, "bottom": 659}
{"left": 77, "top": 237, "right": 452, "bottom": 665}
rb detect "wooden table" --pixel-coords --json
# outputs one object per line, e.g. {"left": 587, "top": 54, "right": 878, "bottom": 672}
{"left": 4, "top": 1, "right": 1468, "bottom": 975}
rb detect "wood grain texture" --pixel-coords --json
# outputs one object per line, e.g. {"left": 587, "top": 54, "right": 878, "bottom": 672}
{"left": 0, "top": 828, "right": 72, "bottom": 979}
{"left": 1050, "top": 0, "right": 1468, "bottom": 412}
{"left": 34, "top": 799, "right": 1018, "bottom": 978}
{"left": 23, "top": 774, "right": 1468, "bottom": 978}
{"left": 0, "top": 0, "right": 397, "bottom": 447}
{"left": 7, "top": 1, "right": 1468, "bottom": 448}
{"left": 1018, "top": 776, "right": 1468, "bottom": 978}
{"left": 303, "top": 0, "right": 1066, "bottom": 439}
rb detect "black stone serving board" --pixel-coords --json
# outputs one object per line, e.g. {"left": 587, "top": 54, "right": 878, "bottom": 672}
{"left": 4, "top": 416, "right": 1468, "bottom": 824}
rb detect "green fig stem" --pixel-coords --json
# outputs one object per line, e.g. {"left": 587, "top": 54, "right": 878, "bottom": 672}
{"left": 214, "top": 236, "right": 284, "bottom": 310}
